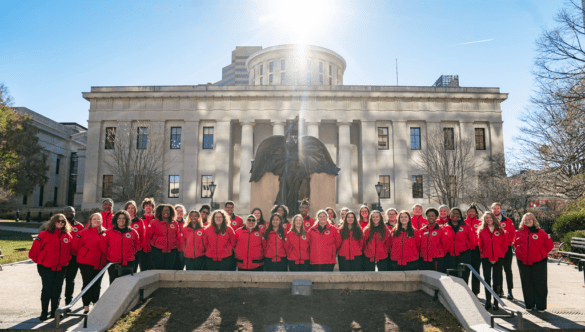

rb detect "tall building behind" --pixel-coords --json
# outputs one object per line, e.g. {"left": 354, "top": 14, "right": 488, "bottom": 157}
{"left": 433, "top": 75, "right": 459, "bottom": 87}
{"left": 215, "top": 46, "right": 262, "bottom": 86}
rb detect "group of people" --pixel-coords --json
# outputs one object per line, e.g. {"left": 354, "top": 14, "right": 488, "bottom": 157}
{"left": 28, "top": 197, "right": 553, "bottom": 321}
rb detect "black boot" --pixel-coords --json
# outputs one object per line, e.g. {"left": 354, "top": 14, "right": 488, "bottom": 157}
{"left": 494, "top": 301, "right": 499, "bottom": 310}
{"left": 65, "top": 297, "right": 72, "bottom": 305}
{"left": 40, "top": 299, "right": 50, "bottom": 321}
{"left": 485, "top": 302, "right": 492, "bottom": 310}
{"left": 50, "top": 297, "right": 60, "bottom": 319}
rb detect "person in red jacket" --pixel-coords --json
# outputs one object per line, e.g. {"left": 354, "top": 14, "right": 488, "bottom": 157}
{"left": 385, "top": 208, "right": 399, "bottom": 270}
{"left": 337, "top": 207, "right": 350, "bottom": 229}
{"left": 419, "top": 208, "right": 445, "bottom": 272}
{"left": 326, "top": 207, "right": 338, "bottom": 226}
{"left": 514, "top": 213, "right": 554, "bottom": 312}
{"left": 298, "top": 200, "right": 314, "bottom": 231}
{"left": 308, "top": 210, "right": 341, "bottom": 271}
{"left": 101, "top": 210, "right": 140, "bottom": 284}
{"left": 100, "top": 198, "right": 114, "bottom": 229}
{"left": 411, "top": 204, "right": 428, "bottom": 230}
{"left": 235, "top": 215, "right": 265, "bottom": 271}
{"left": 466, "top": 203, "right": 483, "bottom": 296}
{"left": 126, "top": 200, "right": 145, "bottom": 273}
{"left": 364, "top": 210, "right": 391, "bottom": 271}
{"left": 146, "top": 204, "right": 183, "bottom": 270}
{"left": 141, "top": 197, "right": 155, "bottom": 224}
{"left": 477, "top": 211, "right": 507, "bottom": 310}
{"left": 438, "top": 205, "right": 450, "bottom": 225}
{"left": 286, "top": 214, "right": 311, "bottom": 271}
{"left": 173, "top": 204, "right": 187, "bottom": 271}
{"left": 271, "top": 204, "right": 292, "bottom": 231}
{"left": 62, "top": 206, "right": 84, "bottom": 306}
{"left": 225, "top": 201, "right": 243, "bottom": 230}
{"left": 443, "top": 208, "right": 475, "bottom": 284}
{"left": 199, "top": 204, "right": 211, "bottom": 227}
{"left": 204, "top": 210, "right": 236, "bottom": 270}
{"left": 29, "top": 214, "right": 73, "bottom": 321}
{"left": 492, "top": 202, "right": 517, "bottom": 299}
{"left": 251, "top": 207, "right": 268, "bottom": 232}
{"left": 389, "top": 211, "right": 419, "bottom": 271}
{"left": 139, "top": 197, "right": 155, "bottom": 271}
{"left": 263, "top": 214, "right": 288, "bottom": 271}
{"left": 183, "top": 210, "right": 207, "bottom": 270}
{"left": 338, "top": 211, "right": 364, "bottom": 271}
{"left": 358, "top": 205, "right": 371, "bottom": 229}
{"left": 72, "top": 213, "right": 107, "bottom": 314}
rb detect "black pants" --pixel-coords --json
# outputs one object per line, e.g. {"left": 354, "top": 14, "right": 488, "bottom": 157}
{"left": 107, "top": 261, "right": 135, "bottom": 284}
{"left": 419, "top": 257, "right": 444, "bottom": 273}
{"left": 470, "top": 248, "right": 482, "bottom": 295}
{"left": 386, "top": 257, "right": 396, "bottom": 271}
{"left": 517, "top": 258, "right": 548, "bottom": 310}
{"left": 64, "top": 255, "right": 78, "bottom": 303}
{"left": 363, "top": 258, "right": 388, "bottom": 271}
{"left": 309, "top": 263, "right": 335, "bottom": 272}
{"left": 445, "top": 250, "right": 471, "bottom": 284}
{"left": 338, "top": 255, "right": 363, "bottom": 271}
{"left": 503, "top": 245, "right": 514, "bottom": 292}
{"left": 173, "top": 251, "right": 185, "bottom": 271}
{"left": 238, "top": 265, "right": 265, "bottom": 271}
{"left": 37, "top": 264, "right": 66, "bottom": 314}
{"left": 206, "top": 256, "right": 236, "bottom": 271}
{"left": 481, "top": 258, "right": 503, "bottom": 306}
{"left": 185, "top": 257, "right": 207, "bottom": 270}
{"left": 139, "top": 250, "right": 151, "bottom": 272}
{"left": 149, "top": 247, "right": 177, "bottom": 270}
{"left": 264, "top": 258, "right": 288, "bottom": 271}
{"left": 392, "top": 260, "right": 418, "bottom": 271}
{"left": 133, "top": 251, "right": 142, "bottom": 273}
{"left": 288, "top": 260, "right": 310, "bottom": 272}
{"left": 78, "top": 263, "right": 104, "bottom": 307}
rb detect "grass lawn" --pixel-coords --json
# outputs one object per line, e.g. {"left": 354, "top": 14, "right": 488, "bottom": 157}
{"left": 0, "top": 221, "right": 43, "bottom": 229}
{"left": 0, "top": 230, "right": 34, "bottom": 265}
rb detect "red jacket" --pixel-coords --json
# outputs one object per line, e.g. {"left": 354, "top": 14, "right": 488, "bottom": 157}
{"left": 411, "top": 215, "right": 428, "bottom": 230}
{"left": 100, "top": 227, "right": 140, "bottom": 266}
{"left": 390, "top": 228, "right": 420, "bottom": 265}
{"left": 203, "top": 226, "right": 235, "bottom": 261}
{"left": 478, "top": 227, "right": 508, "bottom": 261}
{"left": 146, "top": 219, "right": 184, "bottom": 253}
{"left": 68, "top": 220, "right": 84, "bottom": 236}
{"left": 303, "top": 216, "right": 315, "bottom": 231}
{"left": 466, "top": 216, "right": 482, "bottom": 244}
{"left": 359, "top": 219, "right": 369, "bottom": 230}
{"left": 419, "top": 224, "right": 445, "bottom": 261}
{"left": 257, "top": 222, "right": 268, "bottom": 233}
{"left": 101, "top": 212, "right": 113, "bottom": 229}
{"left": 263, "top": 230, "right": 287, "bottom": 262}
{"left": 183, "top": 225, "right": 206, "bottom": 259}
{"left": 230, "top": 215, "right": 244, "bottom": 231}
{"left": 72, "top": 227, "right": 108, "bottom": 270}
{"left": 285, "top": 230, "right": 310, "bottom": 264}
{"left": 443, "top": 222, "right": 476, "bottom": 256}
{"left": 308, "top": 223, "right": 341, "bottom": 264}
{"left": 514, "top": 227, "right": 553, "bottom": 265}
{"left": 142, "top": 214, "right": 155, "bottom": 225}
{"left": 282, "top": 222, "right": 291, "bottom": 232}
{"left": 29, "top": 229, "right": 72, "bottom": 271}
{"left": 338, "top": 229, "right": 363, "bottom": 260}
{"left": 437, "top": 217, "right": 449, "bottom": 226}
{"left": 499, "top": 216, "right": 517, "bottom": 247}
{"left": 130, "top": 218, "right": 146, "bottom": 252}
{"left": 363, "top": 226, "right": 392, "bottom": 262}
{"left": 235, "top": 226, "right": 264, "bottom": 269}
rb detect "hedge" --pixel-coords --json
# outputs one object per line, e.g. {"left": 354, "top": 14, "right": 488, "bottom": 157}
{"left": 553, "top": 211, "right": 585, "bottom": 238}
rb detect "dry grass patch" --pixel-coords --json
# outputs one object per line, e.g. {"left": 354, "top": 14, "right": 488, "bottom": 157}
{"left": 108, "top": 299, "right": 170, "bottom": 332}
{"left": 402, "top": 308, "right": 466, "bottom": 332}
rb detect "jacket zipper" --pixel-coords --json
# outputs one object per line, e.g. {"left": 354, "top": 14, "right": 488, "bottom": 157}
{"left": 193, "top": 231, "right": 196, "bottom": 258}
{"left": 490, "top": 231, "right": 495, "bottom": 261}
{"left": 401, "top": 233, "right": 404, "bottom": 264}
{"left": 58, "top": 232, "right": 62, "bottom": 268}
{"left": 298, "top": 233, "right": 301, "bottom": 263}
{"left": 426, "top": 230, "right": 430, "bottom": 261}
{"left": 247, "top": 230, "right": 251, "bottom": 269}
{"left": 527, "top": 231, "right": 530, "bottom": 265}
{"left": 274, "top": 232, "right": 278, "bottom": 261}
{"left": 348, "top": 231, "right": 351, "bottom": 260}
{"left": 120, "top": 230, "right": 124, "bottom": 265}
{"left": 216, "top": 232, "right": 219, "bottom": 261}
{"left": 166, "top": 222, "right": 169, "bottom": 252}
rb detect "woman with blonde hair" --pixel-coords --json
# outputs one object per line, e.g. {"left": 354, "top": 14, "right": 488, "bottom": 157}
{"left": 29, "top": 214, "right": 73, "bottom": 321}
{"left": 514, "top": 213, "right": 553, "bottom": 312}
{"left": 125, "top": 200, "right": 145, "bottom": 273}
{"left": 286, "top": 214, "right": 311, "bottom": 271}
{"left": 308, "top": 210, "right": 341, "bottom": 271}
{"left": 477, "top": 212, "right": 507, "bottom": 310}
{"left": 203, "top": 210, "right": 236, "bottom": 270}
{"left": 72, "top": 213, "right": 107, "bottom": 313}
{"left": 363, "top": 210, "right": 392, "bottom": 271}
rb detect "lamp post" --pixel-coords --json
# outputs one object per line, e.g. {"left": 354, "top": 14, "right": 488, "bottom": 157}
{"left": 375, "top": 181, "right": 383, "bottom": 212}
{"left": 209, "top": 181, "right": 217, "bottom": 211}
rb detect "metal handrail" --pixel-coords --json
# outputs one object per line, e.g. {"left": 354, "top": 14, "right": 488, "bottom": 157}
{"left": 55, "top": 262, "right": 113, "bottom": 328}
{"left": 447, "top": 263, "right": 523, "bottom": 330}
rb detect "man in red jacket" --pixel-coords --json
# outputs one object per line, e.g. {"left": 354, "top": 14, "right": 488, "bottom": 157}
{"left": 225, "top": 201, "right": 243, "bottom": 230}
{"left": 300, "top": 200, "right": 315, "bottom": 230}
{"left": 63, "top": 206, "right": 84, "bottom": 305}
{"left": 492, "top": 202, "right": 516, "bottom": 299}
{"left": 101, "top": 198, "right": 114, "bottom": 229}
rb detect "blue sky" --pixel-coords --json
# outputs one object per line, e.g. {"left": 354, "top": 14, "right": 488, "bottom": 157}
{"left": 0, "top": 1, "right": 565, "bottom": 154}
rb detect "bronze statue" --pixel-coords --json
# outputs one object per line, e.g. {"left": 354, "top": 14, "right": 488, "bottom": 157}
{"left": 250, "top": 124, "right": 340, "bottom": 215}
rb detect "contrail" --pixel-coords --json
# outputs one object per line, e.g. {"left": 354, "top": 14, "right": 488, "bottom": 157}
{"left": 453, "top": 39, "right": 494, "bottom": 46}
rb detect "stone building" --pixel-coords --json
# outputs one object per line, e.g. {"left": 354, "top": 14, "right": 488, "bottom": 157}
{"left": 81, "top": 44, "right": 507, "bottom": 214}
{"left": 13, "top": 107, "right": 87, "bottom": 211}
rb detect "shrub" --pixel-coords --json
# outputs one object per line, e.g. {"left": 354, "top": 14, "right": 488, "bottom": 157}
{"left": 553, "top": 211, "right": 585, "bottom": 238}
{"left": 2, "top": 212, "right": 16, "bottom": 220}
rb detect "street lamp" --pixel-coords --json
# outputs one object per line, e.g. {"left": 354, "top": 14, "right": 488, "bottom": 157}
{"left": 209, "top": 181, "right": 217, "bottom": 211}
{"left": 374, "top": 181, "right": 383, "bottom": 212}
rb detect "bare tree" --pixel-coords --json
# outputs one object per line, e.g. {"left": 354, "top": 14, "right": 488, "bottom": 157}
{"left": 412, "top": 128, "right": 476, "bottom": 207}
{"left": 102, "top": 122, "right": 169, "bottom": 205}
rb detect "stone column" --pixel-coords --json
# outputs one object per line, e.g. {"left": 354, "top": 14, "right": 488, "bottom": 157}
{"left": 361, "top": 121, "right": 377, "bottom": 203}
{"left": 272, "top": 121, "right": 285, "bottom": 136}
{"left": 337, "top": 122, "right": 353, "bottom": 205}
{"left": 239, "top": 120, "right": 255, "bottom": 210}
{"left": 183, "top": 121, "right": 199, "bottom": 206}
{"left": 392, "top": 121, "right": 409, "bottom": 207}
{"left": 307, "top": 122, "right": 319, "bottom": 138}
{"left": 214, "top": 121, "right": 231, "bottom": 204}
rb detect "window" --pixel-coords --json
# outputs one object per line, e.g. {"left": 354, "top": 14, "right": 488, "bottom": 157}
{"left": 410, "top": 127, "right": 421, "bottom": 150}
{"left": 329, "top": 77, "right": 332, "bottom": 85}
{"left": 201, "top": 175, "right": 213, "bottom": 198}
{"left": 203, "top": 127, "right": 214, "bottom": 149}
{"left": 379, "top": 175, "right": 390, "bottom": 198}
{"left": 137, "top": 127, "right": 148, "bottom": 149}
{"left": 319, "top": 75, "right": 323, "bottom": 85}
{"left": 444, "top": 128, "right": 454, "bottom": 150}
{"left": 55, "top": 158, "right": 60, "bottom": 174}
{"left": 378, "top": 127, "right": 389, "bottom": 150}
{"left": 475, "top": 128, "right": 486, "bottom": 150}
{"left": 105, "top": 127, "right": 116, "bottom": 149}
{"left": 102, "top": 175, "right": 113, "bottom": 198}
{"left": 319, "top": 62, "right": 323, "bottom": 73}
{"left": 22, "top": 195, "right": 27, "bottom": 205}
{"left": 169, "top": 175, "right": 180, "bottom": 198}
{"left": 281, "top": 59, "right": 285, "bottom": 70}
{"left": 269, "top": 61, "right": 273, "bottom": 72}
{"left": 170, "top": 127, "right": 181, "bottom": 149}
{"left": 53, "top": 187, "right": 59, "bottom": 204}
{"left": 281, "top": 73, "right": 286, "bottom": 84}
{"left": 329, "top": 64, "right": 332, "bottom": 75}
{"left": 260, "top": 64, "right": 263, "bottom": 75}
{"left": 38, "top": 186, "right": 44, "bottom": 207}
{"left": 269, "top": 74, "right": 273, "bottom": 85}
{"left": 260, "top": 77, "right": 263, "bottom": 85}
{"left": 412, "top": 175, "right": 423, "bottom": 198}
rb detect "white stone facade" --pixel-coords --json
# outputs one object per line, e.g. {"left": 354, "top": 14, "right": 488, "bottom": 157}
{"left": 81, "top": 45, "right": 507, "bottom": 214}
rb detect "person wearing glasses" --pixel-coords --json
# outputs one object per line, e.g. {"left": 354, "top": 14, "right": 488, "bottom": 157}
{"left": 203, "top": 210, "right": 236, "bottom": 270}
{"left": 29, "top": 214, "right": 73, "bottom": 321}
{"left": 199, "top": 205, "right": 211, "bottom": 227}
{"left": 235, "top": 215, "right": 265, "bottom": 271}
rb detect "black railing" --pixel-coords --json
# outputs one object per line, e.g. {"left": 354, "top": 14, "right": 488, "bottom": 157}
{"left": 447, "top": 263, "right": 523, "bottom": 330}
